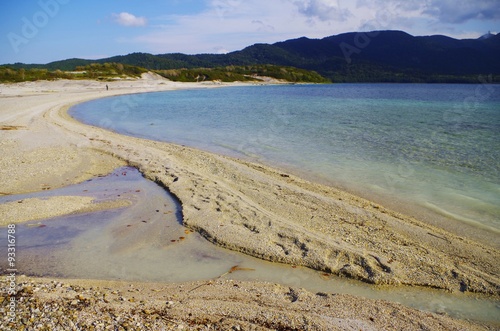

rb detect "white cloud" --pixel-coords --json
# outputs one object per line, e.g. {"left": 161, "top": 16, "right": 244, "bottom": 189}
{"left": 117, "top": 0, "right": 499, "bottom": 55}
{"left": 354, "top": 0, "right": 500, "bottom": 24}
{"left": 294, "top": 0, "right": 352, "bottom": 22}
{"left": 129, "top": 0, "right": 356, "bottom": 54}
{"left": 213, "top": 46, "right": 229, "bottom": 54}
{"left": 252, "top": 20, "right": 275, "bottom": 32}
{"left": 113, "top": 12, "right": 148, "bottom": 27}
{"left": 422, "top": 0, "right": 500, "bottom": 23}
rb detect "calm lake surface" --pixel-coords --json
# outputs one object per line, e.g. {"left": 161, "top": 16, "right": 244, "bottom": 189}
{"left": 71, "top": 84, "right": 500, "bottom": 237}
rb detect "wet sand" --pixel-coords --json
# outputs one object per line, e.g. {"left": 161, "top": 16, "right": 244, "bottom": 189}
{"left": 0, "top": 75, "right": 499, "bottom": 330}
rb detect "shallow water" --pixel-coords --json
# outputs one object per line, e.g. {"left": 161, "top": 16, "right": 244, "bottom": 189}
{"left": 70, "top": 84, "right": 500, "bottom": 239}
{"left": 0, "top": 167, "right": 498, "bottom": 324}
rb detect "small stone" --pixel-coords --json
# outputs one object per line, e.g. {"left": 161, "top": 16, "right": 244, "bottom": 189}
{"left": 76, "top": 294, "right": 87, "bottom": 301}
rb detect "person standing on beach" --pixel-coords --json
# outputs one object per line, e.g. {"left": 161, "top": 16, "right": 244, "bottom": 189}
{"left": 106, "top": 84, "right": 109, "bottom": 90}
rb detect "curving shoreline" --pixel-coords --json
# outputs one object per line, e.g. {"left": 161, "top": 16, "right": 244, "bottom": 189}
{"left": 1, "top": 76, "right": 499, "bottom": 329}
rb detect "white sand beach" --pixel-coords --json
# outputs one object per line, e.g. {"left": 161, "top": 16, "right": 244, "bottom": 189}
{"left": 0, "top": 75, "right": 498, "bottom": 330}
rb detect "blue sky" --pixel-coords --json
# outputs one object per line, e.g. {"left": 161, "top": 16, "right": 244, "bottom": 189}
{"left": 1, "top": 0, "right": 499, "bottom": 64}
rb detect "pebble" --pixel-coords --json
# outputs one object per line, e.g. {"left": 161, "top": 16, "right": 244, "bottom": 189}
{"left": 2, "top": 279, "right": 197, "bottom": 330}
{"left": 0, "top": 277, "right": 470, "bottom": 331}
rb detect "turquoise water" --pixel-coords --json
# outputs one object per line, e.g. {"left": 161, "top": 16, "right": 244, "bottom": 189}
{"left": 71, "top": 84, "right": 500, "bottom": 236}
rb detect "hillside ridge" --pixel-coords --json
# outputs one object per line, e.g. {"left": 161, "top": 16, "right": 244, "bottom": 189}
{"left": 3, "top": 30, "right": 500, "bottom": 83}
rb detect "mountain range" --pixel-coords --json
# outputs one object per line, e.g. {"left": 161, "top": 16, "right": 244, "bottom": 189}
{"left": 6, "top": 30, "right": 500, "bottom": 83}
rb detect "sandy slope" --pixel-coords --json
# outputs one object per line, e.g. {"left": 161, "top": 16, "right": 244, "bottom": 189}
{"left": 0, "top": 75, "right": 498, "bottom": 330}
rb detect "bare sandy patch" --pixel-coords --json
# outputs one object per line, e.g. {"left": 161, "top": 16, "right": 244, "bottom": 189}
{"left": 0, "top": 196, "right": 130, "bottom": 225}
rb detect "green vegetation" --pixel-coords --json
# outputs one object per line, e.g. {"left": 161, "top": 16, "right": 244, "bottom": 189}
{"left": 0, "top": 63, "right": 145, "bottom": 83}
{"left": 155, "top": 65, "right": 329, "bottom": 83}
{"left": 0, "top": 62, "right": 329, "bottom": 84}
{"left": 322, "top": 61, "right": 500, "bottom": 83}
{"left": 0, "top": 67, "right": 73, "bottom": 82}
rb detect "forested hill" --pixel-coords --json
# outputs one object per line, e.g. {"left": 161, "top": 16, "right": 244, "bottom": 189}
{"left": 5, "top": 30, "right": 500, "bottom": 83}
{"left": 268, "top": 30, "right": 500, "bottom": 82}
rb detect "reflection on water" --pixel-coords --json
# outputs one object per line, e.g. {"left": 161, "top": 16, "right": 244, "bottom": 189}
{"left": 0, "top": 167, "right": 498, "bottom": 324}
